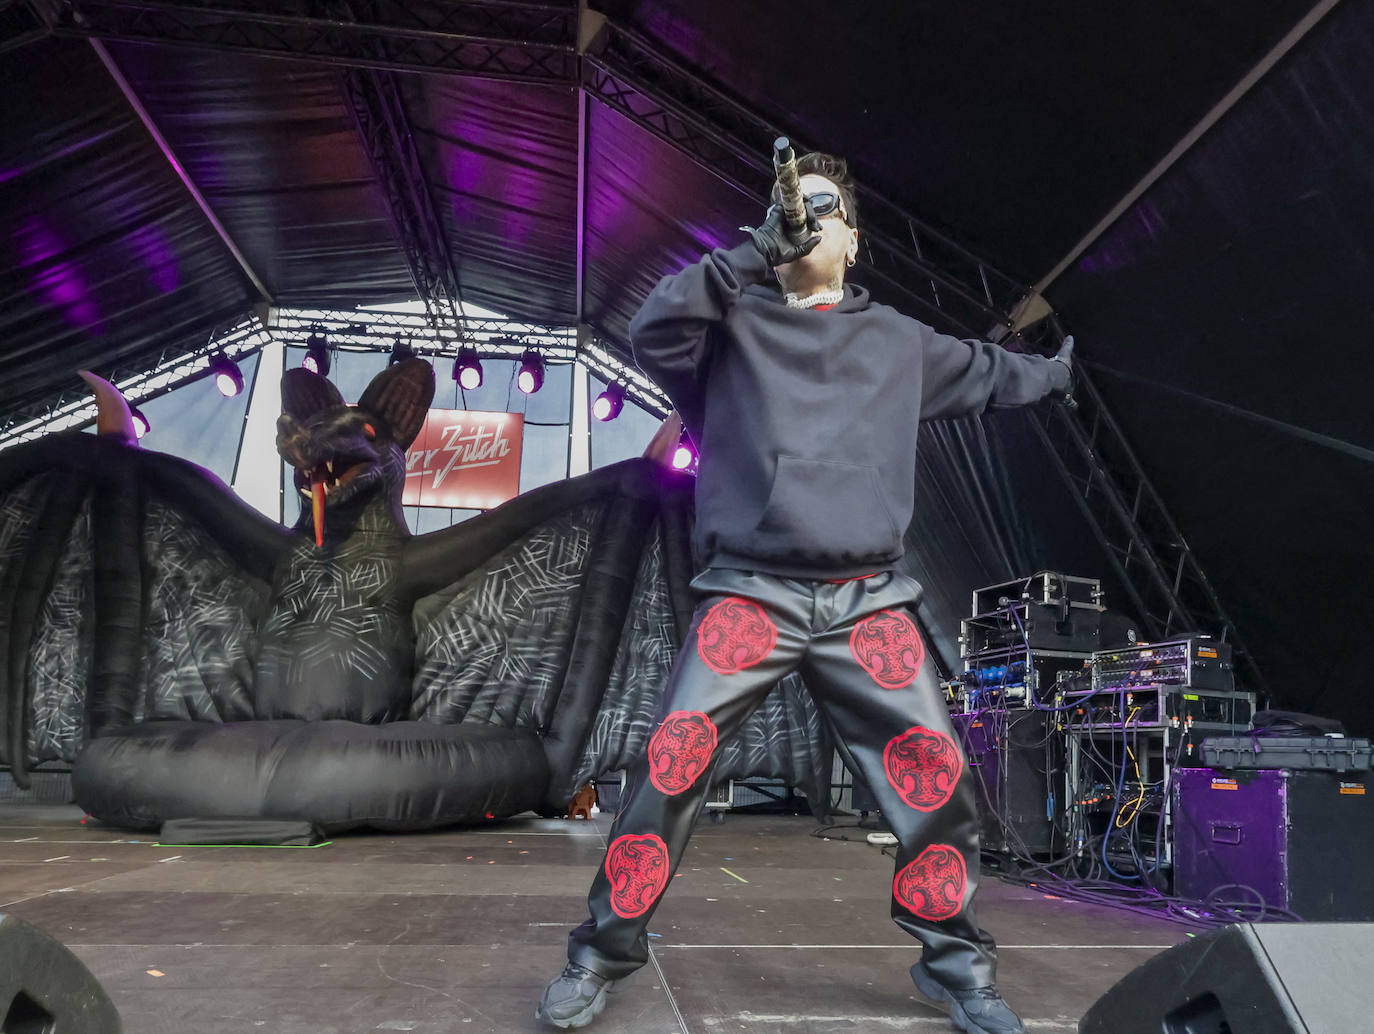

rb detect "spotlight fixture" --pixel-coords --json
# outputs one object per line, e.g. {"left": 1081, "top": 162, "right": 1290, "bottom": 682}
{"left": 303, "top": 329, "right": 330, "bottom": 376}
{"left": 517, "top": 349, "right": 545, "bottom": 395}
{"left": 592, "top": 381, "right": 625, "bottom": 422}
{"left": 389, "top": 337, "right": 415, "bottom": 366}
{"left": 454, "top": 346, "right": 483, "bottom": 390}
{"left": 671, "top": 431, "right": 697, "bottom": 471}
{"left": 130, "top": 405, "right": 151, "bottom": 440}
{"left": 208, "top": 352, "right": 243, "bottom": 398}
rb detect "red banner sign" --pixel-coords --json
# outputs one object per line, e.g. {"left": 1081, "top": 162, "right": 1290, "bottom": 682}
{"left": 403, "top": 409, "right": 524, "bottom": 510}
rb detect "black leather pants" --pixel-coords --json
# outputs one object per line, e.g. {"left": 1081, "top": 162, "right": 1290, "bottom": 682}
{"left": 567, "top": 568, "right": 998, "bottom": 989}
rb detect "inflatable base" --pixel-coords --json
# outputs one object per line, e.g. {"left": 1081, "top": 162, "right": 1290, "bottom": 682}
{"left": 72, "top": 720, "right": 550, "bottom": 833}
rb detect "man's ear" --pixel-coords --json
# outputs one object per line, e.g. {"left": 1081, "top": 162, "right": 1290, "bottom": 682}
{"left": 357, "top": 358, "right": 436, "bottom": 450}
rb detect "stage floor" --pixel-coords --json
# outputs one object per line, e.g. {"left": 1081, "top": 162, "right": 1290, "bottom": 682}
{"left": 0, "top": 796, "right": 1187, "bottom": 1033}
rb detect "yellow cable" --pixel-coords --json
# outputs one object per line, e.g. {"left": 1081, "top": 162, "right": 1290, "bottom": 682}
{"left": 1115, "top": 706, "right": 1146, "bottom": 829}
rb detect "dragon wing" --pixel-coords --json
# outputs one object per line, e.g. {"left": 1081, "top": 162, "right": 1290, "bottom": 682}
{"left": 406, "top": 457, "right": 833, "bottom": 816}
{"left": 0, "top": 433, "right": 293, "bottom": 787}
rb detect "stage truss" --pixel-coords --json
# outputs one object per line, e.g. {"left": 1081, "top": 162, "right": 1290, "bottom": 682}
{"left": 0, "top": 307, "right": 666, "bottom": 451}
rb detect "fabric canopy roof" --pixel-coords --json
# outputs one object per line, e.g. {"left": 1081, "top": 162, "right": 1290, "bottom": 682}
{"left": 1, "top": 0, "right": 1369, "bottom": 728}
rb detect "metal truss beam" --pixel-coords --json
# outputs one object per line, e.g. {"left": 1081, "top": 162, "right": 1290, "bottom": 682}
{"left": 1, "top": 0, "right": 47, "bottom": 53}
{"left": 333, "top": 13, "right": 464, "bottom": 325}
{"left": 0, "top": 314, "right": 269, "bottom": 449}
{"left": 1032, "top": 363, "right": 1265, "bottom": 693}
{"left": 1, "top": 306, "right": 667, "bottom": 449}
{"left": 35, "top": 0, "right": 578, "bottom": 84}
{"left": 266, "top": 307, "right": 670, "bottom": 414}
{"left": 581, "top": 22, "right": 1027, "bottom": 341}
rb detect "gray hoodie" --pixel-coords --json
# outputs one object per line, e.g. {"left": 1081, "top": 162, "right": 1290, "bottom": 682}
{"left": 630, "top": 240, "right": 1068, "bottom": 579}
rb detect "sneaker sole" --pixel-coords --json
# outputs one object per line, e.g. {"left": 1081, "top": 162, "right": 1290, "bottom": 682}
{"left": 909, "top": 964, "right": 981, "bottom": 1034}
{"left": 534, "top": 986, "right": 607, "bottom": 1030}
{"left": 534, "top": 977, "right": 630, "bottom": 1030}
{"left": 911, "top": 964, "right": 1027, "bottom": 1034}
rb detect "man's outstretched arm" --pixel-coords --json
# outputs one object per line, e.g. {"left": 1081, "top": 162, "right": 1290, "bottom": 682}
{"left": 919, "top": 331, "right": 1074, "bottom": 420}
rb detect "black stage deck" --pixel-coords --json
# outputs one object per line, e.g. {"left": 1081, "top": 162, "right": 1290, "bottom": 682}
{"left": 0, "top": 795, "right": 1186, "bottom": 1033}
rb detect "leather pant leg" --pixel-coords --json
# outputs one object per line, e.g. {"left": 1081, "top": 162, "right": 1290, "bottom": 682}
{"left": 567, "top": 570, "right": 811, "bottom": 979}
{"left": 798, "top": 571, "right": 999, "bottom": 989}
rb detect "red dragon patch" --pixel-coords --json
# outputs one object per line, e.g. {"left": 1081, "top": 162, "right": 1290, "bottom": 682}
{"left": 883, "top": 725, "right": 964, "bottom": 811}
{"left": 605, "top": 833, "right": 671, "bottom": 919}
{"left": 893, "top": 844, "right": 967, "bottom": 921}
{"left": 696, "top": 597, "right": 778, "bottom": 675}
{"left": 849, "top": 609, "right": 925, "bottom": 689}
{"left": 648, "top": 711, "right": 719, "bottom": 796}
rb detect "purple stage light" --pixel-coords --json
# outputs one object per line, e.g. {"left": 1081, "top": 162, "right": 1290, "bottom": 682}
{"left": 303, "top": 330, "right": 330, "bottom": 376}
{"left": 592, "top": 381, "right": 625, "bottom": 422}
{"left": 389, "top": 337, "right": 415, "bottom": 366}
{"left": 517, "top": 349, "right": 544, "bottom": 395}
{"left": 671, "top": 429, "right": 697, "bottom": 471}
{"left": 454, "top": 346, "right": 483, "bottom": 390}
{"left": 208, "top": 353, "right": 243, "bottom": 397}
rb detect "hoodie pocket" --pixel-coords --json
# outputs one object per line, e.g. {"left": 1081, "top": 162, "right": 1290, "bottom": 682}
{"left": 751, "top": 455, "right": 901, "bottom": 563}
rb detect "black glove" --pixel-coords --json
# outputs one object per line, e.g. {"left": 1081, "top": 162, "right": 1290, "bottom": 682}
{"left": 742, "top": 200, "right": 821, "bottom": 266}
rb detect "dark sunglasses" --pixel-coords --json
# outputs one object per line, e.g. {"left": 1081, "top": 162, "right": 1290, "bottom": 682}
{"left": 807, "top": 191, "right": 851, "bottom": 224}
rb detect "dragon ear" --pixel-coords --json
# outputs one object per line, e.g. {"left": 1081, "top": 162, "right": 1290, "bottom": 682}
{"left": 357, "top": 358, "right": 435, "bottom": 450}
{"left": 281, "top": 367, "right": 345, "bottom": 421}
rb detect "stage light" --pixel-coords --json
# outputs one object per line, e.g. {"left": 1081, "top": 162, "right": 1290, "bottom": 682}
{"left": 671, "top": 432, "right": 697, "bottom": 471}
{"left": 303, "top": 329, "right": 330, "bottom": 376}
{"left": 592, "top": 381, "right": 625, "bottom": 422}
{"left": 517, "top": 349, "right": 545, "bottom": 395}
{"left": 454, "top": 346, "right": 483, "bottom": 390}
{"left": 208, "top": 352, "right": 243, "bottom": 398}
{"left": 389, "top": 337, "right": 415, "bottom": 366}
{"left": 130, "top": 405, "right": 150, "bottom": 439}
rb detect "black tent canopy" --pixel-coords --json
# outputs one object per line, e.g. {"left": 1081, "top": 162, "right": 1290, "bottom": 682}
{"left": 1, "top": 0, "right": 1369, "bottom": 729}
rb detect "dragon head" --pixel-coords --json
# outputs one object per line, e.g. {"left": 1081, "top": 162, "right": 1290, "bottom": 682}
{"left": 276, "top": 359, "right": 435, "bottom": 542}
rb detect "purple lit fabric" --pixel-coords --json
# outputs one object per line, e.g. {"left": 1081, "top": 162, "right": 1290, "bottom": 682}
{"left": 582, "top": 104, "right": 759, "bottom": 348}
{"left": 402, "top": 75, "right": 579, "bottom": 324}
{"left": 0, "top": 38, "right": 250, "bottom": 408}
{"left": 104, "top": 43, "right": 417, "bottom": 307}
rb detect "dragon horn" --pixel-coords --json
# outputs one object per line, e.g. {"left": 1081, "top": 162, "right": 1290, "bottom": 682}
{"left": 78, "top": 370, "right": 139, "bottom": 445}
{"left": 642, "top": 411, "right": 683, "bottom": 467}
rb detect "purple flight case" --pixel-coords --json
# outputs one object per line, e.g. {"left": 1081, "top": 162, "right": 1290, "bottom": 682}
{"left": 1173, "top": 767, "right": 1374, "bottom": 920}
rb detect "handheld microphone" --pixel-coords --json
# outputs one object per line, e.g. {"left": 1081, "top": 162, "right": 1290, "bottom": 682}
{"left": 772, "top": 137, "right": 807, "bottom": 234}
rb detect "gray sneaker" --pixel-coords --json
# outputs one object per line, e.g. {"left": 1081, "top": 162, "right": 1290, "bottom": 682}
{"left": 535, "top": 961, "right": 632, "bottom": 1029}
{"left": 910, "top": 962, "right": 1025, "bottom": 1034}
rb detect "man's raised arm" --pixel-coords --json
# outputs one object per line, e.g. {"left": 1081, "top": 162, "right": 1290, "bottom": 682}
{"left": 630, "top": 205, "right": 821, "bottom": 424}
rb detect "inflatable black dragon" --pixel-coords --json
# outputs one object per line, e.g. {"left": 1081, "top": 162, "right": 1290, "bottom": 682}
{"left": 0, "top": 360, "right": 830, "bottom": 832}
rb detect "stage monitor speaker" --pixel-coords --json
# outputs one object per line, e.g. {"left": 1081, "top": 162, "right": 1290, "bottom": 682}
{"left": 1079, "top": 921, "right": 1373, "bottom": 1034}
{"left": 952, "top": 709, "right": 1061, "bottom": 856}
{"left": 0, "top": 914, "right": 122, "bottom": 1033}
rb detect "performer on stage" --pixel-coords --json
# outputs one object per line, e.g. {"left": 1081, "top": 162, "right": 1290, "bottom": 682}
{"left": 537, "top": 151, "right": 1072, "bottom": 1034}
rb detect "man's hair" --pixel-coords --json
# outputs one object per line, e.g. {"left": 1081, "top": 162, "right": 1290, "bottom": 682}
{"left": 775, "top": 151, "right": 859, "bottom": 228}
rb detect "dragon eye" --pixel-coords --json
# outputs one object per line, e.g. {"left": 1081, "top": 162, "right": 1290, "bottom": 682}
{"left": 362, "top": 423, "right": 376, "bottom": 439}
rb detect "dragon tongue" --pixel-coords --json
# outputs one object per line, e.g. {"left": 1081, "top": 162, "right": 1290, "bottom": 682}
{"left": 311, "top": 476, "right": 325, "bottom": 547}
